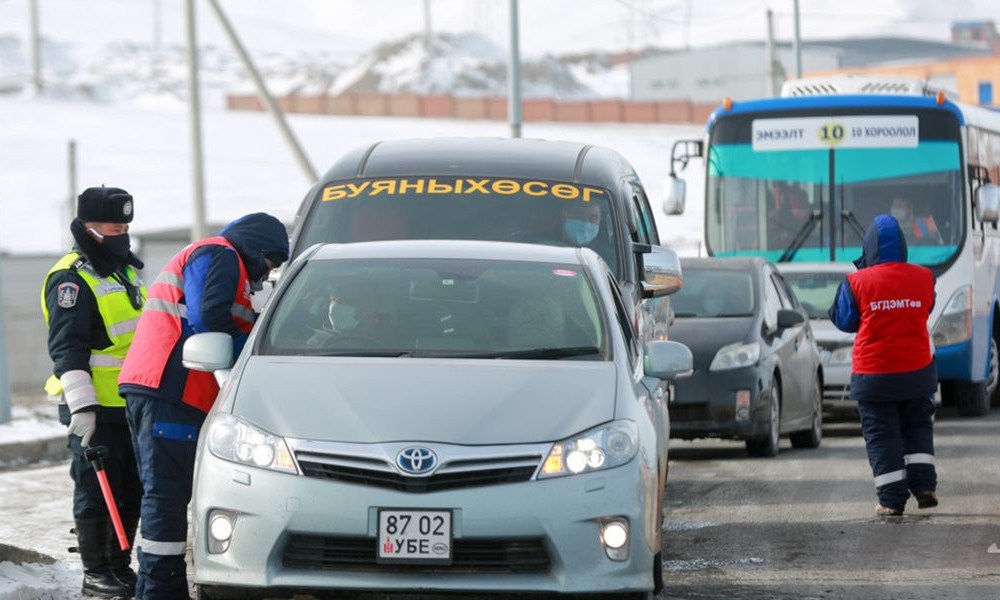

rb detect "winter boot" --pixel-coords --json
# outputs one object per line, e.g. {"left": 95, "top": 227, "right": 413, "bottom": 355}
{"left": 107, "top": 510, "right": 139, "bottom": 596}
{"left": 76, "top": 516, "right": 131, "bottom": 598}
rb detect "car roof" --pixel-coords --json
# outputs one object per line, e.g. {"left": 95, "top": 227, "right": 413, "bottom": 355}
{"left": 306, "top": 239, "right": 588, "bottom": 264}
{"left": 320, "top": 137, "right": 636, "bottom": 187}
{"left": 776, "top": 261, "right": 856, "bottom": 275}
{"left": 679, "top": 256, "right": 770, "bottom": 270}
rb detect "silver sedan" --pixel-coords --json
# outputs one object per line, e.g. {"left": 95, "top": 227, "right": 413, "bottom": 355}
{"left": 184, "top": 240, "right": 691, "bottom": 599}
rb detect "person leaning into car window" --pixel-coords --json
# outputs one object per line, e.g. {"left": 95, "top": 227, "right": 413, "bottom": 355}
{"left": 117, "top": 213, "right": 289, "bottom": 600}
{"left": 828, "top": 213, "right": 939, "bottom": 518}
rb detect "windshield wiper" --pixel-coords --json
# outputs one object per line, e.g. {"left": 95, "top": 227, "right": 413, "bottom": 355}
{"left": 311, "top": 350, "right": 414, "bottom": 358}
{"left": 841, "top": 209, "right": 865, "bottom": 240}
{"left": 778, "top": 209, "right": 823, "bottom": 263}
{"left": 457, "top": 346, "right": 603, "bottom": 360}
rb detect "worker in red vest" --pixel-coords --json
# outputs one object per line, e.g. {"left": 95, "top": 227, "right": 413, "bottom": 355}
{"left": 118, "top": 213, "right": 288, "bottom": 599}
{"left": 829, "top": 214, "right": 938, "bottom": 517}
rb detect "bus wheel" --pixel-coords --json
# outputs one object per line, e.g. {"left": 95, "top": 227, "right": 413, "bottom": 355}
{"left": 944, "top": 380, "right": 990, "bottom": 417}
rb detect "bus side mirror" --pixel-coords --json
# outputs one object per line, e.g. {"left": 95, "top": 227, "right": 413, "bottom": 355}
{"left": 975, "top": 183, "right": 1000, "bottom": 224}
{"left": 663, "top": 176, "right": 686, "bottom": 215}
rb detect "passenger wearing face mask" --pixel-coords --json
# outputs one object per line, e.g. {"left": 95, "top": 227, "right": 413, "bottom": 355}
{"left": 117, "top": 212, "right": 288, "bottom": 600}
{"left": 40, "top": 185, "right": 146, "bottom": 598}
{"left": 890, "top": 196, "right": 942, "bottom": 245}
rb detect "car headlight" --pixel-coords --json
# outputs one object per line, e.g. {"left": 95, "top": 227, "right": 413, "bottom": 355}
{"left": 538, "top": 420, "right": 638, "bottom": 479}
{"left": 206, "top": 413, "right": 299, "bottom": 474}
{"left": 828, "top": 345, "right": 852, "bottom": 366}
{"left": 709, "top": 341, "right": 761, "bottom": 371}
{"left": 932, "top": 285, "right": 972, "bottom": 347}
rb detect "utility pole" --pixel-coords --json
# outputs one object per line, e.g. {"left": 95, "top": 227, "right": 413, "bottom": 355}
{"left": 204, "top": 0, "right": 318, "bottom": 183}
{"left": 423, "top": 0, "right": 432, "bottom": 50}
{"left": 29, "top": 0, "right": 42, "bottom": 94}
{"left": 507, "top": 0, "right": 522, "bottom": 139}
{"left": 765, "top": 9, "right": 778, "bottom": 97}
{"left": 66, "top": 140, "right": 77, "bottom": 250}
{"left": 185, "top": 0, "right": 207, "bottom": 242}
{"left": 0, "top": 240, "right": 11, "bottom": 424}
{"left": 793, "top": 0, "right": 803, "bottom": 79}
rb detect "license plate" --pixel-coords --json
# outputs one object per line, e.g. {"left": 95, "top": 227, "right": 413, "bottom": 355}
{"left": 377, "top": 509, "right": 452, "bottom": 564}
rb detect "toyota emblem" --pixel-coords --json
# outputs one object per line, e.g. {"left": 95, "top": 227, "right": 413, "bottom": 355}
{"left": 396, "top": 446, "right": 438, "bottom": 476}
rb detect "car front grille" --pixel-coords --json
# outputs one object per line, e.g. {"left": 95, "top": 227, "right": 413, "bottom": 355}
{"left": 283, "top": 535, "right": 550, "bottom": 574}
{"left": 295, "top": 451, "right": 542, "bottom": 493}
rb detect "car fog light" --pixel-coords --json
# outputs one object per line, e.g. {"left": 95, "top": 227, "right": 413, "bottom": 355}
{"left": 210, "top": 514, "right": 234, "bottom": 542}
{"left": 735, "top": 390, "right": 751, "bottom": 421}
{"left": 207, "top": 510, "right": 236, "bottom": 554}
{"left": 599, "top": 518, "right": 629, "bottom": 561}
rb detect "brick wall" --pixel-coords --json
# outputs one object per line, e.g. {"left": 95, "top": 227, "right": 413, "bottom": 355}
{"left": 227, "top": 92, "right": 717, "bottom": 124}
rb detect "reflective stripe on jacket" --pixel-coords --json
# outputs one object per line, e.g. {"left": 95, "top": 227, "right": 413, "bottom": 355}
{"left": 41, "top": 252, "right": 146, "bottom": 408}
{"left": 117, "top": 236, "right": 254, "bottom": 413}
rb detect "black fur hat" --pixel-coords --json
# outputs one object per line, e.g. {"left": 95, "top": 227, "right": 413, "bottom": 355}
{"left": 77, "top": 186, "right": 134, "bottom": 224}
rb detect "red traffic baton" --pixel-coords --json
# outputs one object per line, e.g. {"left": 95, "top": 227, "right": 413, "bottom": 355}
{"left": 85, "top": 446, "right": 130, "bottom": 551}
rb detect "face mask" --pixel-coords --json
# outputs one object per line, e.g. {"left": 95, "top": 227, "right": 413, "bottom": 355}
{"left": 327, "top": 299, "right": 359, "bottom": 332}
{"left": 101, "top": 232, "right": 131, "bottom": 261}
{"left": 890, "top": 207, "right": 910, "bottom": 222}
{"left": 563, "top": 219, "right": 600, "bottom": 245}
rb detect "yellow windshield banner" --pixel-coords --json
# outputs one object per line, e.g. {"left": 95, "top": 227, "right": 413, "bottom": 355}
{"left": 322, "top": 177, "right": 606, "bottom": 203}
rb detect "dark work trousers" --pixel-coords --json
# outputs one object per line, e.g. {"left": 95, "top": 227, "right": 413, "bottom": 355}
{"left": 857, "top": 396, "right": 937, "bottom": 510}
{"left": 126, "top": 392, "right": 206, "bottom": 600}
{"left": 61, "top": 406, "right": 142, "bottom": 521}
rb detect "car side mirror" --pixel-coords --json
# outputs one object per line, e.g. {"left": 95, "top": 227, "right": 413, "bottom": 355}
{"left": 777, "top": 308, "right": 805, "bottom": 329}
{"left": 644, "top": 340, "right": 693, "bottom": 380}
{"left": 641, "top": 245, "right": 683, "bottom": 298}
{"left": 183, "top": 332, "right": 233, "bottom": 386}
{"left": 663, "top": 176, "right": 686, "bottom": 215}
{"left": 975, "top": 183, "right": 1000, "bottom": 224}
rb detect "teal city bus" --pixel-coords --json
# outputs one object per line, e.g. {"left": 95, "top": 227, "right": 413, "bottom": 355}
{"left": 667, "top": 76, "right": 1000, "bottom": 417}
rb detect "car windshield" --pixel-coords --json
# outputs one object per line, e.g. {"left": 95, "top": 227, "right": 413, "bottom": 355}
{"left": 669, "top": 268, "right": 756, "bottom": 318}
{"left": 294, "top": 176, "right": 621, "bottom": 277}
{"left": 705, "top": 108, "right": 963, "bottom": 267}
{"left": 782, "top": 271, "right": 844, "bottom": 320}
{"left": 261, "top": 257, "right": 607, "bottom": 359}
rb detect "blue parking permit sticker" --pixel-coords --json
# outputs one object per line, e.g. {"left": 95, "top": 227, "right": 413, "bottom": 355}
{"left": 152, "top": 422, "right": 198, "bottom": 442}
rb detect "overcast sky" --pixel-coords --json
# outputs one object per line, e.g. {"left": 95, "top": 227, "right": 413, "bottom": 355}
{"left": 0, "top": 0, "right": 998, "bottom": 59}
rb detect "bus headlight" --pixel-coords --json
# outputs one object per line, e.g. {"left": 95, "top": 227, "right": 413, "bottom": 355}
{"left": 932, "top": 285, "right": 972, "bottom": 347}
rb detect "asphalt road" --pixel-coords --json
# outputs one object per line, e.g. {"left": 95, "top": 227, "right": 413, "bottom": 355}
{"left": 660, "top": 405, "right": 1000, "bottom": 600}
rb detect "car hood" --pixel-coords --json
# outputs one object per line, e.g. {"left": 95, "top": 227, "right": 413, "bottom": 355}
{"left": 809, "top": 319, "right": 855, "bottom": 346}
{"left": 229, "top": 356, "right": 617, "bottom": 445}
{"left": 667, "top": 317, "right": 755, "bottom": 371}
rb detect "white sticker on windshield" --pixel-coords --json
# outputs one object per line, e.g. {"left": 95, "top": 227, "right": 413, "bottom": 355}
{"left": 751, "top": 116, "right": 919, "bottom": 151}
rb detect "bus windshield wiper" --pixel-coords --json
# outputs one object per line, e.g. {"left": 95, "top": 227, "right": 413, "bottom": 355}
{"left": 841, "top": 210, "right": 865, "bottom": 239}
{"left": 778, "top": 209, "right": 823, "bottom": 262}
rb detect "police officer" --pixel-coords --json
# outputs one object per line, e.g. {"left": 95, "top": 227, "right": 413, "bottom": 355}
{"left": 118, "top": 213, "right": 288, "bottom": 600}
{"left": 41, "top": 186, "right": 146, "bottom": 597}
{"left": 829, "top": 214, "right": 939, "bottom": 516}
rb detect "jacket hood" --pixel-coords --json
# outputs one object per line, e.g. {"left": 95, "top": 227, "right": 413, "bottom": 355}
{"left": 854, "top": 214, "right": 908, "bottom": 269}
{"left": 220, "top": 213, "right": 290, "bottom": 281}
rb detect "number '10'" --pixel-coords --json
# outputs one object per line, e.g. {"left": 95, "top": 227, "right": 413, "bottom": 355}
{"left": 820, "top": 125, "right": 844, "bottom": 141}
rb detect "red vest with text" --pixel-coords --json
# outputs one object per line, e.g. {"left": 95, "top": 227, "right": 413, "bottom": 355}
{"left": 847, "top": 262, "right": 934, "bottom": 375}
{"left": 118, "top": 237, "right": 255, "bottom": 413}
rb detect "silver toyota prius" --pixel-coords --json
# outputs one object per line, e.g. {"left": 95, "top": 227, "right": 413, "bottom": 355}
{"left": 184, "top": 240, "right": 691, "bottom": 599}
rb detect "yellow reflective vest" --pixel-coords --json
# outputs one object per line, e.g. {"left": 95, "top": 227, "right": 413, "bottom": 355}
{"left": 41, "top": 252, "right": 146, "bottom": 408}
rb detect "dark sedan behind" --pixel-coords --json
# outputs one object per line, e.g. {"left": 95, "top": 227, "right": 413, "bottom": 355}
{"left": 667, "top": 257, "right": 823, "bottom": 457}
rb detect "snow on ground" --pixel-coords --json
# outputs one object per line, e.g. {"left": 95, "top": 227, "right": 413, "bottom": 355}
{"left": 0, "top": 96, "right": 707, "bottom": 257}
{"left": 0, "top": 406, "right": 64, "bottom": 447}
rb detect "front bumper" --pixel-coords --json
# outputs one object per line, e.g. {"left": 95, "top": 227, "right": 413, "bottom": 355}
{"left": 668, "top": 367, "right": 770, "bottom": 440}
{"left": 191, "top": 447, "right": 658, "bottom": 596}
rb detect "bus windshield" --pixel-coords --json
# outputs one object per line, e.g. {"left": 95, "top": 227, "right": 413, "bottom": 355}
{"left": 705, "top": 108, "right": 963, "bottom": 267}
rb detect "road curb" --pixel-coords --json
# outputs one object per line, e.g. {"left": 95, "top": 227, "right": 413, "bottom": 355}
{"left": 0, "top": 436, "right": 69, "bottom": 469}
